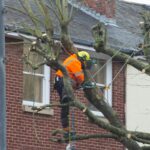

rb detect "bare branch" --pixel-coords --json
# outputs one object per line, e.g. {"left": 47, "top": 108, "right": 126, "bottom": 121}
{"left": 50, "top": 132, "right": 118, "bottom": 143}
{"left": 34, "top": 1, "right": 53, "bottom": 37}
{"left": 131, "top": 131, "right": 150, "bottom": 141}
{"left": 18, "top": 0, "right": 43, "bottom": 37}
{"left": 132, "top": 136, "right": 150, "bottom": 144}
{"left": 23, "top": 54, "right": 47, "bottom": 70}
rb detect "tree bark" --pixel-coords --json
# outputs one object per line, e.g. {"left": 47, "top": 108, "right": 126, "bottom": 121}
{"left": 94, "top": 46, "right": 150, "bottom": 75}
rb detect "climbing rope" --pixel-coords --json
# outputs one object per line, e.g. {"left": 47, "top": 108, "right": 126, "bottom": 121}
{"left": 66, "top": 105, "right": 76, "bottom": 150}
{"left": 107, "top": 52, "right": 135, "bottom": 88}
{"left": 24, "top": 44, "right": 43, "bottom": 145}
{"left": 70, "top": 107, "right": 76, "bottom": 150}
{"left": 32, "top": 70, "right": 42, "bottom": 143}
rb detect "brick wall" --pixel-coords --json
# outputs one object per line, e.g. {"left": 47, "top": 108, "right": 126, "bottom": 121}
{"left": 83, "top": 0, "right": 116, "bottom": 18}
{"left": 6, "top": 37, "right": 125, "bottom": 150}
{"left": 112, "top": 61, "right": 126, "bottom": 124}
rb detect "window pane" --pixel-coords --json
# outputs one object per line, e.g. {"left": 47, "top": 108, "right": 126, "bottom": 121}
{"left": 23, "top": 74, "right": 43, "bottom": 103}
{"left": 23, "top": 44, "right": 44, "bottom": 74}
{"left": 90, "top": 59, "right": 106, "bottom": 84}
{"left": 89, "top": 59, "right": 106, "bottom": 112}
{"left": 88, "top": 87, "right": 104, "bottom": 112}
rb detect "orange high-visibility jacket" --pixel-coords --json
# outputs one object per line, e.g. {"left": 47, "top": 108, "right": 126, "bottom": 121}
{"left": 56, "top": 54, "right": 84, "bottom": 85}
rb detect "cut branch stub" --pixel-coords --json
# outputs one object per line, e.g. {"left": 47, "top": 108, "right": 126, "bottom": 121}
{"left": 92, "top": 23, "right": 107, "bottom": 52}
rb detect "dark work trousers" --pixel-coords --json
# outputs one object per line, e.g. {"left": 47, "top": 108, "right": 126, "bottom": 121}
{"left": 54, "top": 76, "right": 69, "bottom": 129}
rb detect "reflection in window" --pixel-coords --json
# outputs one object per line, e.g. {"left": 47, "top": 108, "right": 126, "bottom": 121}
{"left": 90, "top": 58, "right": 106, "bottom": 84}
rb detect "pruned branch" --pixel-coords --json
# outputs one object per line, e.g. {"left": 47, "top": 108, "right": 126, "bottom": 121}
{"left": 131, "top": 131, "right": 150, "bottom": 141}
{"left": 132, "top": 136, "right": 150, "bottom": 144}
{"left": 50, "top": 132, "right": 118, "bottom": 143}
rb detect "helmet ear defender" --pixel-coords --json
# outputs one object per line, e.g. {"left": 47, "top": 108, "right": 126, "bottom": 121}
{"left": 77, "top": 51, "right": 90, "bottom": 61}
{"left": 77, "top": 51, "right": 93, "bottom": 69}
{"left": 79, "top": 55, "right": 87, "bottom": 61}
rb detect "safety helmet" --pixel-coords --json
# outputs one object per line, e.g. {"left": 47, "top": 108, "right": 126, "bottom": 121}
{"left": 77, "top": 51, "right": 90, "bottom": 61}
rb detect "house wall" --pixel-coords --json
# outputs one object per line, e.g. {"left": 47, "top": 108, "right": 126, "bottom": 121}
{"left": 126, "top": 65, "right": 150, "bottom": 132}
{"left": 112, "top": 61, "right": 126, "bottom": 125}
{"left": 6, "top": 37, "right": 125, "bottom": 150}
{"left": 83, "top": 0, "right": 116, "bottom": 18}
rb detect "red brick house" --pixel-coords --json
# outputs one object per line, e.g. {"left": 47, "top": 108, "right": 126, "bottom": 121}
{"left": 5, "top": 0, "right": 144, "bottom": 149}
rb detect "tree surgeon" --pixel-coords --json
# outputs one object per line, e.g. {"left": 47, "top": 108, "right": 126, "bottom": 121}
{"left": 54, "top": 51, "right": 92, "bottom": 138}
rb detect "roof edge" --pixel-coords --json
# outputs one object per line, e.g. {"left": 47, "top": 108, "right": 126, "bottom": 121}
{"left": 6, "top": 30, "right": 143, "bottom": 56}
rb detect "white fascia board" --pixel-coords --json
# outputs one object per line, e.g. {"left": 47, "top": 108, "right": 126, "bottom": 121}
{"left": 5, "top": 32, "right": 36, "bottom": 40}
{"left": 74, "top": 43, "right": 95, "bottom": 51}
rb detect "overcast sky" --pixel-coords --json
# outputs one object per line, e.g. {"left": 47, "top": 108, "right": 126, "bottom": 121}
{"left": 122, "top": 0, "right": 150, "bottom": 5}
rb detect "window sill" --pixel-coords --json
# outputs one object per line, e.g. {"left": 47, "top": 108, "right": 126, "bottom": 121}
{"left": 22, "top": 105, "right": 54, "bottom": 116}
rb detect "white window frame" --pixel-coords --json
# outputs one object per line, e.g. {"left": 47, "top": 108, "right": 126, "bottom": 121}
{"left": 5, "top": 32, "right": 51, "bottom": 107}
{"left": 23, "top": 65, "right": 50, "bottom": 107}
{"left": 91, "top": 60, "right": 112, "bottom": 116}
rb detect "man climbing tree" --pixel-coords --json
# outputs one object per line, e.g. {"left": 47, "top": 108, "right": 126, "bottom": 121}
{"left": 54, "top": 51, "right": 92, "bottom": 139}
